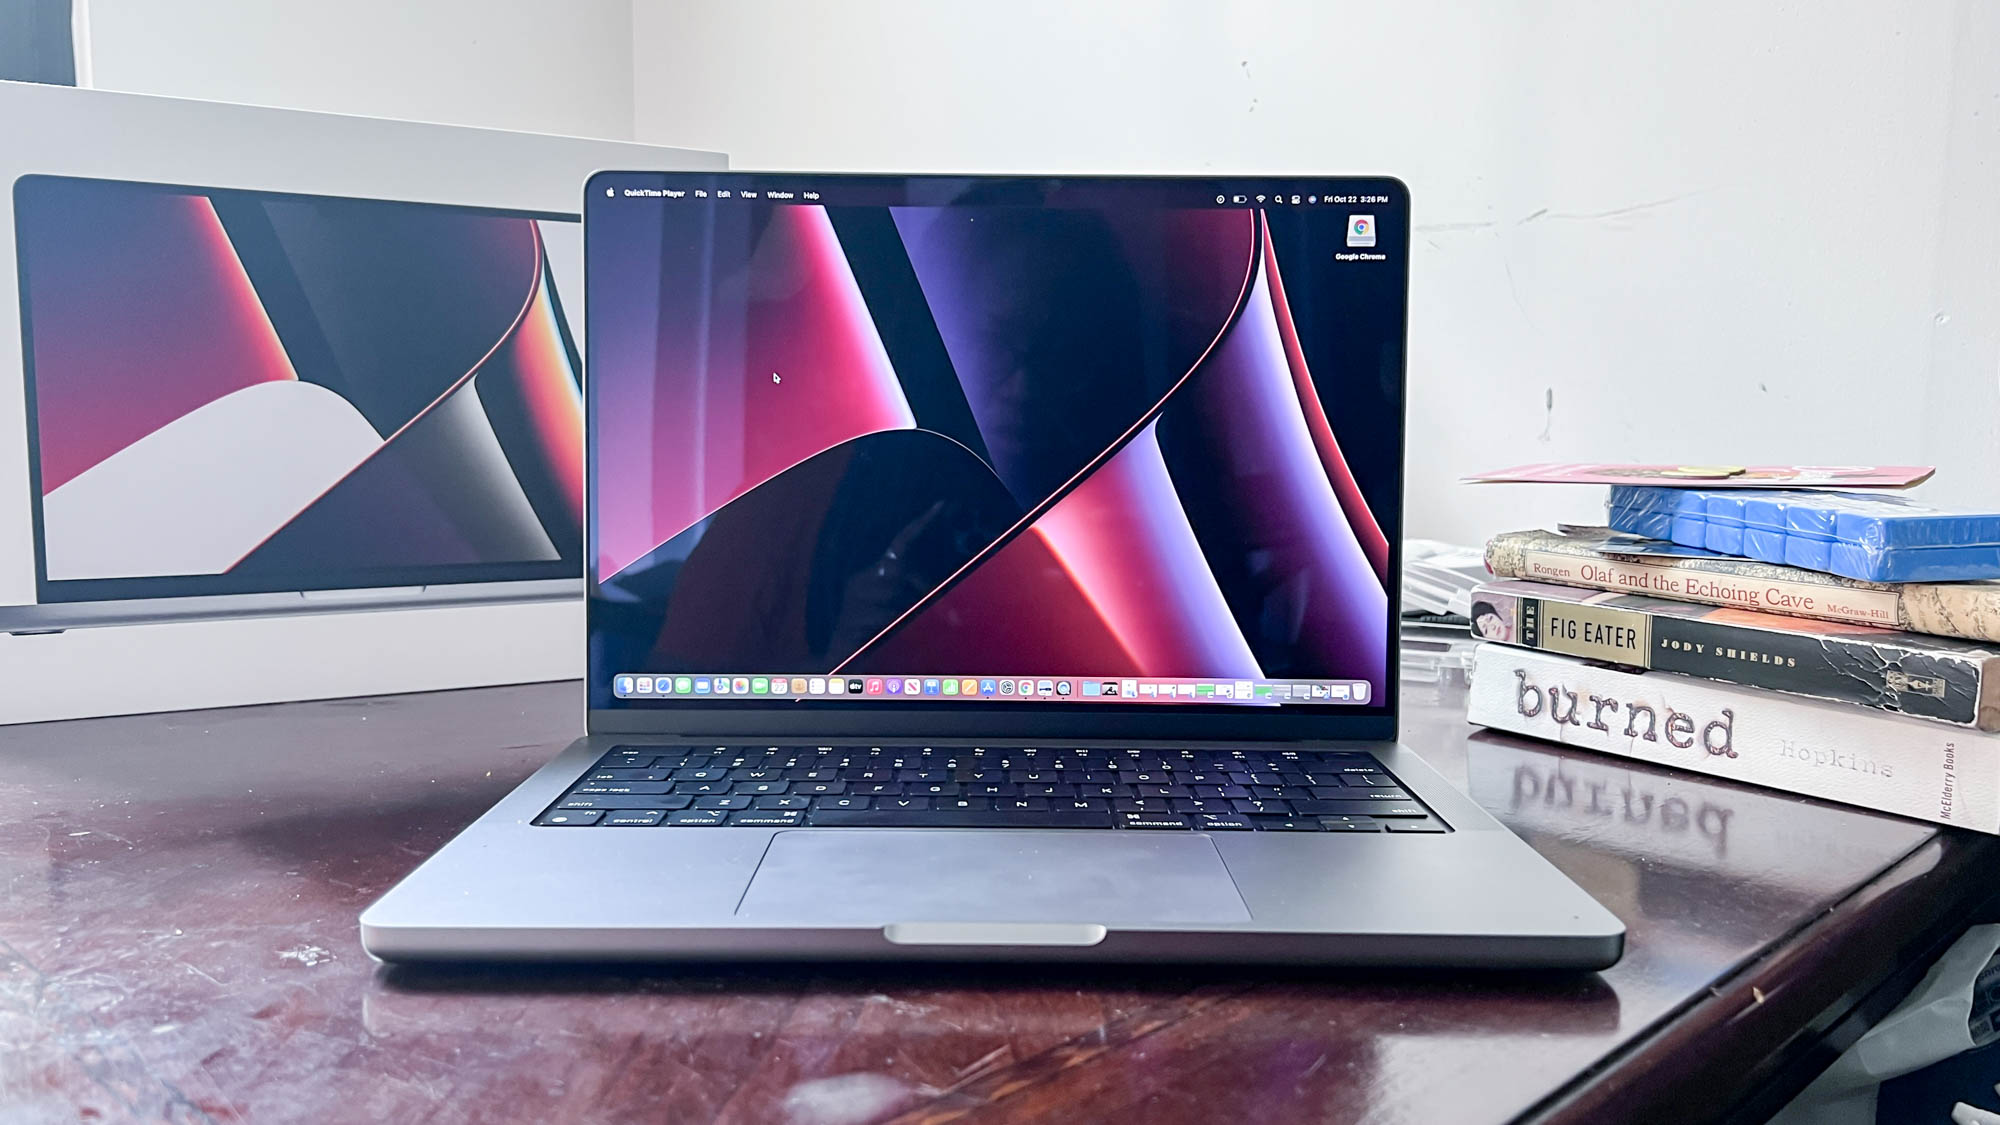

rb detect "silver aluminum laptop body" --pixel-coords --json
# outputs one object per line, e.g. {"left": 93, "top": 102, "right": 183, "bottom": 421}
{"left": 361, "top": 173, "right": 1624, "bottom": 968}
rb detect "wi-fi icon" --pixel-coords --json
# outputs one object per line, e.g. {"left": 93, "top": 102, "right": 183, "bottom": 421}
{"left": 1255, "top": 194, "right": 1267, "bottom": 203}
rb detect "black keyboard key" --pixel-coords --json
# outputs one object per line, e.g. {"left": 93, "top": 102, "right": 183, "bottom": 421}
{"left": 966, "top": 783, "right": 1018, "bottom": 797}
{"left": 694, "top": 796, "right": 754, "bottom": 810}
{"left": 587, "top": 769, "right": 671, "bottom": 782}
{"left": 821, "top": 796, "right": 872, "bottom": 810}
{"left": 729, "top": 810, "right": 806, "bottom": 827}
{"left": 1058, "top": 798, "right": 1109, "bottom": 812}
{"left": 1251, "top": 816, "right": 1325, "bottom": 832}
{"left": 994, "top": 797, "right": 1048, "bottom": 812}
{"left": 573, "top": 782, "right": 676, "bottom": 795}
{"left": 754, "top": 795, "right": 812, "bottom": 810}
{"left": 1319, "top": 819, "right": 1383, "bottom": 832}
{"left": 794, "top": 781, "right": 847, "bottom": 796}
{"left": 534, "top": 810, "right": 603, "bottom": 826}
{"left": 1289, "top": 799, "right": 1362, "bottom": 816}
{"left": 880, "top": 797, "right": 932, "bottom": 811}
{"left": 808, "top": 810, "right": 1117, "bottom": 829}
{"left": 1119, "top": 814, "right": 1191, "bottom": 830}
{"left": 1230, "top": 799, "right": 1291, "bottom": 816}
{"left": 1314, "top": 801, "right": 1429, "bottom": 818}
{"left": 857, "top": 783, "right": 904, "bottom": 796}
{"left": 674, "top": 767, "right": 729, "bottom": 782}
{"left": 603, "top": 810, "right": 666, "bottom": 826}
{"left": 1352, "top": 773, "right": 1398, "bottom": 787}
{"left": 676, "top": 780, "right": 732, "bottom": 796}
{"left": 558, "top": 796, "right": 689, "bottom": 810}
{"left": 733, "top": 781, "right": 790, "bottom": 795}
{"left": 1385, "top": 821, "right": 1449, "bottom": 833}
{"left": 937, "top": 797, "right": 993, "bottom": 812}
{"left": 666, "top": 810, "right": 729, "bottom": 826}
{"left": 1193, "top": 815, "right": 1254, "bottom": 830}
{"left": 729, "top": 768, "right": 786, "bottom": 782}
{"left": 910, "top": 783, "right": 962, "bottom": 797}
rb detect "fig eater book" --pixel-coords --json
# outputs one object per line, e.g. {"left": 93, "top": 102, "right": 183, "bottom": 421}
{"left": 1469, "top": 579, "right": 2000, "bottom": 729}
{"left": 1485, "top": 526, "right": 2000, "bottom": 643}
{"left": 1467, "top": 644, "right": 2000, "bottom": 834}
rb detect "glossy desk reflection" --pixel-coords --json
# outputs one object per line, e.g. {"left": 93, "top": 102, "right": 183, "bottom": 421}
{"left": 0, "top": 678, "right": 1991, "bottom": 1124}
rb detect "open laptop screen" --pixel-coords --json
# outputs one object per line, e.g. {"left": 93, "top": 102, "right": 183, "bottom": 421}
{"left": 586, "top": 174, "right": 1406, "bottom": 715}
{"left": 13, "top": 175, "right": 585, "bottom": 603}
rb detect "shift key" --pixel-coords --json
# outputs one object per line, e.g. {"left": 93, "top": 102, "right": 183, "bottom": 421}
{"left": 1292, "top": 800, "right": 1428, "bottom": 818}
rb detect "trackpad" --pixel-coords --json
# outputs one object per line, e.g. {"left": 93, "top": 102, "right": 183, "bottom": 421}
{"left": 735, "top": 831, "right": 1251, "bottom": 925}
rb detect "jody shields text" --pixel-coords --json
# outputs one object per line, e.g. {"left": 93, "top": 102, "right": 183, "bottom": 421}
{"left": 1516, "top": 669, "right": 1736, "bottom": 758}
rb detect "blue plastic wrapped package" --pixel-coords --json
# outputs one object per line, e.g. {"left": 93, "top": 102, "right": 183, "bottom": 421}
{"left": 1701, "top": 492, "right": 1748, "bottom": 556}
{"left": 1605, "top": 487, "right": 1725, "bottom": 552}
{"left": 1607, "top": 488, "right": 1705, "bottom": 544}
{"left": 1605, "top": 486, "right": 2000, "bottom": 583}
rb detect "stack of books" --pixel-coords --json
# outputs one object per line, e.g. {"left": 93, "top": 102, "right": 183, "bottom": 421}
{"left": 1463, "top": 505, "right": 2000, "bottom": 834}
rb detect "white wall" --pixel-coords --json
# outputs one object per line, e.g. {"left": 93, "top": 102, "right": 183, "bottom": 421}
{"left": 631, "top": 0, "right": 2000, "bottom": 545}
{"left": 82, "top": 0, "right": 636, "bottom": 139}
{"left": 64, "top": 1, "right": 2000, "bottom": 545}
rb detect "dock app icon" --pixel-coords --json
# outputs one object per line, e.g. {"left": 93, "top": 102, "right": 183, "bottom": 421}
{"left": 1347, "top": 214, "right": 1375, "bottom": 247}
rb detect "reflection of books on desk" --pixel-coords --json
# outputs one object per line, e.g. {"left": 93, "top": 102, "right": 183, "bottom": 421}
{"left": 1464, "top": 729, "right": 1940, "bottom": 971}
{"left": 1468, "top": 644, "right": 2000, "bottom": 834}
{"left": 1463, "top": 732, "right": 1928, "bottom": 891}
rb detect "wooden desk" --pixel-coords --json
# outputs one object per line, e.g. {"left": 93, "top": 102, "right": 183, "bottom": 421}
{"left": 3, "top": 678, "right": 1993, "bottom": 1124}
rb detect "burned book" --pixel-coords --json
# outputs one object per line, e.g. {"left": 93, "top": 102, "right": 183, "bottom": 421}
{"left": 1470, "top": 578, "right": 2000, "bottom": 729}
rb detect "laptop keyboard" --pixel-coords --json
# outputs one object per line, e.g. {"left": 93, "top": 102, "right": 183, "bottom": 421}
{"left": 534, "top": 745, "right": 1448, "bottom": 833}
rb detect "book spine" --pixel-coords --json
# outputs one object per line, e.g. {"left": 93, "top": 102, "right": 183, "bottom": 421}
{"left": 1481, "top": 585, "right": 1993, "bottom": 728}
{"left": 1467, "top": 644, "right": 2000, "bottom": 833}
{"left": 1903, "top": 583, "right": 2000, "bottom": 646}
{"left": 1486, "top": 531, "right": 1903, "bottom": 628}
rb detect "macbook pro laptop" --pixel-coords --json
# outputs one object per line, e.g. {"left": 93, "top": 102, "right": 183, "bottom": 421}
{"left": 360, "top": 172, "right": 1624, "bottom": 967}
{"left": 3, "top": 175, "right": 584, "bottom": 634}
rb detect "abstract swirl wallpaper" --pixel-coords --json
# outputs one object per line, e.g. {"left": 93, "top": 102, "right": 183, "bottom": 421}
{"left": 13, "top": 176, "right": 584, "bottom": 601}
{"left": 587, "top": 176, "right": 1406, "bottom": 709}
